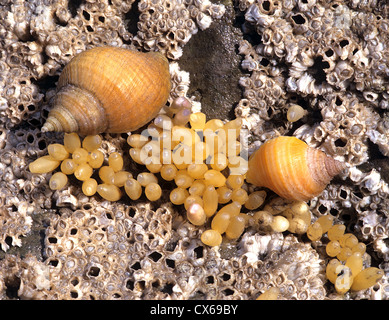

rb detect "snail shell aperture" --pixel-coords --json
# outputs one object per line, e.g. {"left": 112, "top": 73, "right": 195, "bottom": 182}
{"left": 246, "top": 136, "right": 346, "bottom": 201}
{"left": 42, "top": 46, "right": 171, "bottom": 135}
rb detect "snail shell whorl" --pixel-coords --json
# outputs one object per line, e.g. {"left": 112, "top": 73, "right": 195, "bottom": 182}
{"left": 42, "top": 47, "right": 171, "bottom": 135}
{"left": 246, "top": 136, "right": 346, "bottom": 201}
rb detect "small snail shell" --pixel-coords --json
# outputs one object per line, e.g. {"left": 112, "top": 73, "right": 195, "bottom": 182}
{"left": 246, "top": 136, "right": 346, "bottom": 201}
{"left": 42, "top": 46, "right": 171, "bottom": 135}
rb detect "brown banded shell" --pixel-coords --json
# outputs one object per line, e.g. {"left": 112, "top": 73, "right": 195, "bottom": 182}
{"left": 42, "top": 46, "right": 171, "bottom": 135}
{"left": 246, "top": 136, "right": 346, "bottom": 201}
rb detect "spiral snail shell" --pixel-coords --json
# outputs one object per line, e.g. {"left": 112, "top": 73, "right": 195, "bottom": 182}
{"left": 246, "top": 136, "right": 346, "bottom": 201}
{"left": 42, "top": 46, "right": 171, "bottom": 135}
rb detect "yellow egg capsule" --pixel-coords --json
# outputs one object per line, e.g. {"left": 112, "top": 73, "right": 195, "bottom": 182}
{"left": 87, "top": 149, "right": 104, "bottom": 169}
{"left": 72, "top": 147, "right": 89, "bottom": 164}
{"left": 203, "top": 185, "right": 218, "bottom": 217}
{"left": 29, "top": 155, "right": 61, "bottom": 174}
{"left": 351, "top": 267, "right": 384, "bottom": 291}
{"left": 186, "top": 203, "right": 206, "bottom": 226}
{"left": 154, "top": 114, "right": 173, "bottom": 130}
{"left": 201, "top": 229, "right": 222, "bottom": 247}
{"left": 82, "top": 178, "right": 98, "bottom": 196}
{"left": 270, "top": 215, "right": 290, "bottom": 233}
{"left": 216, "top": 186, "right": 232, "bottom": 204}
{"left": 316, "top": 215, "right": 334, "bottom": 234}
{"left": 74, "top": 163, "right": 93, "bottom": 181}
{"left": 108, "top": 152, "right": 123, "bottom": 172}
{"left": 187, "top": 163, "right": 208, "bottom": 179}
{"left": 326, "top": 240, "right": 342, "bottom": 257}
{"left": 225, "top": 215, "right": 246, "bottom": 239}
{"left": 337, "top": 247, "right": 352, "bottom": 261}
{"left": 204, "top": 119, "right": 224, "bottom": 132}
{"left": 49, "top": 172, "right": 68, "bottom": 190}
{"left": 129, "top": 148, "right": 144, "bottom": 164}
{"left": 328, "top": 224, "right": 346, "bottom": 241}
{"left": 209, "top": 153, "right": 228, "bottom": 171}
{"left": 218, "top": 201, "right": 241, "bottom": 218}
{"left": 246, "top": 136, "right": 346, "bottom": 201}
{"left": 82, "top": 135, "right": 102, "bottom": 152}
{"left": 47, "top": 143, "right": 69, "bottom": 161}
{"left": 145, "top": 157, "right": 162, "bottom": 173}
{"left": 244, "top": 190, "right": 266, "bottom": 210}
{"left": 352, "top": 242, "right": 366, "bottom": 255}
{"left": 231, "top": 188, "right": 249, "bottom": 205}
{"left": 124, "top": 178, "right": 142, "bottom": 200}
{"left": 226, "top": 174, "right": 244, "bottom": 190}
{"left": 203, "top": 169, "right": 227, "bottom": 188}
{"left": 145, "top": 182, "right": 162, "bottom": 201}
{"left": 253, "top": 210, "right": 273, "bottom": 228}
{"left": 339, "top": 233, "right": 359, "bottom": 249}
{"left": 326, "top": 258, "right": 342, "bottom": 284}
{"left": 287, "top": 104, "right": 307, "bottom": 122}
{"left": 60, "top": 158, "right": 77, "bottom": 175}
{"left": 127, "top": 133, "right": 148, "bottom": 149}
{"left": 345, "top": 252, "right": 363, "bottom": 277}
{"left": 184, "top": 195, "right": 204, "bottom": 211}
{"left": 99, "top": 166, "right": 115, "bottom": 184}
{"left": 189, "top": 112, "right": 206, "bottom": 130}
{"left": 113, "top": 171, "right": 132, "bottom": 187}
{"left": 306, "top": 221, "right": 323, "bottom": 241}
{"left": 188, "top": 180, "right": 206, "bottom": 196}
{"left": 288, "top": 218, "right": 309, "bottom": 234}
{"left": 42, "top": 47, "right": 171, "bottom": 135}
{"left": 169, "top": 187, "right": 189, "bottom": 205}
{"left": 137, "top": 172, "right": 158, "bottom": 187}
{"left": 160, "top": 164, "right": 178, "bottom": 181}
{"left": 97, "top": 184, "right": 122, "bottom": 202}
{"left": 211, "top": 211, "right": 231, "bottom": 234}
{"left": 63, "top": 133, "right": 81, "bottom": 153}
{"left": 174, "top": 170, "right": 194, "bottom": 189}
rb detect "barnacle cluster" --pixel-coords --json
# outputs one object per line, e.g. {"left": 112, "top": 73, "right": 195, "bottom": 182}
{"left": 134, "top": 0, "right": 226, "bottom": 59}
{"left": 1, "top": 0, "right": 389, "bottom": 301}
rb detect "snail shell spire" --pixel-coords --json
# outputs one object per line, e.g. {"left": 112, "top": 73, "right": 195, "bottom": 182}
{"left": 246, "top": 136, "right": 346, "bottom": 201}
{"left": 42, "top": 46, "right": 171, "bottom": 135}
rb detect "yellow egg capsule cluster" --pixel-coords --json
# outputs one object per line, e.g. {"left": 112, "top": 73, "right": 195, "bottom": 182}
{"left": 303, "top": 214, "right": 384, "bottom": 294}
{"left": 250, "top": 198, "right": 312, "bottom": 234}
{"left": 29, "top": 133, "right": 135, "bottom": 201}
{"left": 127, "top": 97, "right": 258, "bottom": 246}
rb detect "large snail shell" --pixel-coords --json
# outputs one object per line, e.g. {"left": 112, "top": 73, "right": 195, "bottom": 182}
{"left": 246, "top": 136, "right": 346, "bottom": 201}
{"left": 42, "top": 46, "right": 171, "bottom": 135}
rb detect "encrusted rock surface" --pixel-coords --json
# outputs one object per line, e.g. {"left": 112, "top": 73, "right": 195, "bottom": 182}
{"left": 0, "top": 0, "right": 389, "bottom": 300}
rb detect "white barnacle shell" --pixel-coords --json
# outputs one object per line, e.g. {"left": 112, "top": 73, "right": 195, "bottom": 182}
{"left": 348, "top": 166, "right": 364, "bottom": 183}
{"left": 238, "top": 231, "right": 286, "bottom": 263}
{"left": 245, "top": 4, "right": 274, "bottom": 28}
{"left": 289, "top": 60, "right": 308, "bottom": 78}
{"left": 362, "top": 169, "right": 382, "bottom": 193}
{"left": 296, "top": 0, "right": 316, "bottom": 11}
{"left": 334, "top": 60, "right": 354, "bottom": 81}
{"left": 333, "top": 5, "right": 352, "bottom": 30}
{"left": 195, "top": 12, "right": 212, "bottom": 30}
{"left": 350, "top": 47, "right": 370, "bottom": 69}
